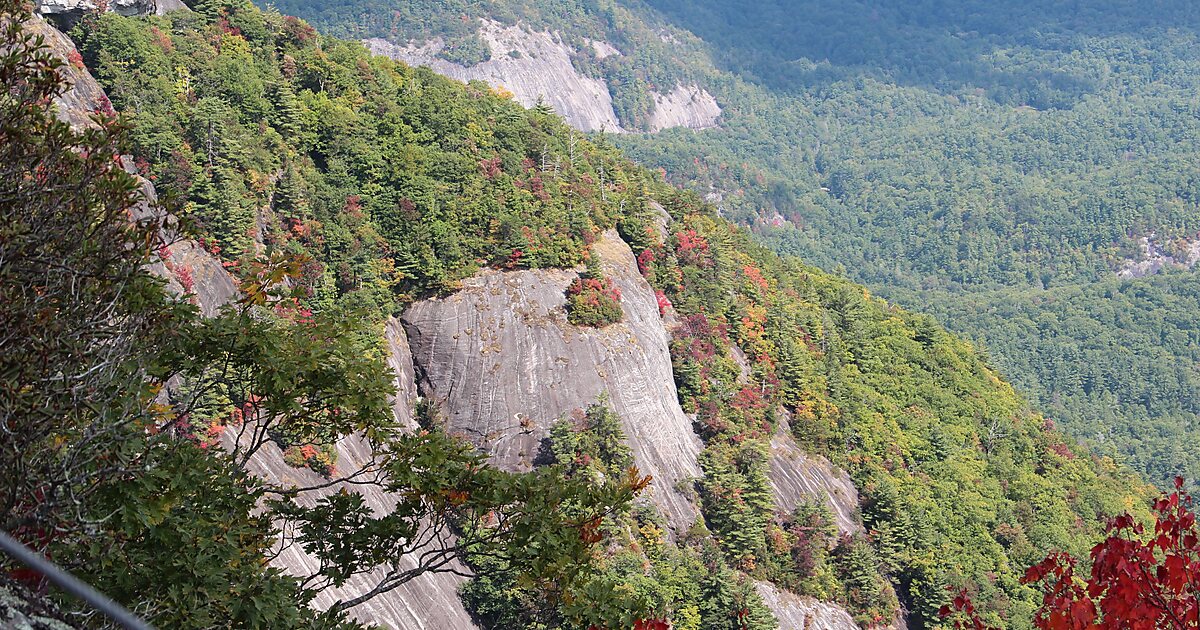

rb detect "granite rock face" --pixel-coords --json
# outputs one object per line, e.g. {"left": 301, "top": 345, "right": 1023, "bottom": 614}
{"left": 403, "top": 230, "right": 705, "bottom": 533}
{"left": 36, "top": 0, "right": 185, "bottom": 20}
{"left": 236, "top": 430, "right": 479, "bottom": 630}
{"left": 767, "top": 419, "right": 863, "bottom": 536}
{"left": 648, "top": 83, "right": 721, "bottom": 132}
{"left": 32, "top": 15, "right": 238, "bottom": 317}
{"left": 26, "top": 16, "right": 108, "bottom": 130}
{"left": 365, "top": 20, "right": 720, "bottom": 134}
{"left": 38, "top": 15, "right": 868, "bottom": 627}
{"left": 366, "top": 20, "right": 623, "bottom": 133}
{"left": 755, "top": 581, "right": 860, "bottom": 630}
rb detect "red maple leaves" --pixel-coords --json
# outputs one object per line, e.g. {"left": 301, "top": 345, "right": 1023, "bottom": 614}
{"left": 943, "top": 477, "right": 1200, "bottom": 629}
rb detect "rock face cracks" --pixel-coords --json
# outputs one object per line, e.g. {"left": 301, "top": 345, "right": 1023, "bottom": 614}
{"left": 366, "top": 21, "right": 623, "bottom": 133}
{"left": 402, "top": 230, "right": 705, "bottom": 534}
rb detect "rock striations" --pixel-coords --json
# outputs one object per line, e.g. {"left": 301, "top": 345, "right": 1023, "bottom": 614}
{"left": 366, "top": 20, "right": 623, "bottom": 133}
{"left": 402, "top": 230, "right": 705, "bottom": 534}
{"left": 755, "top": 581, "right": 859, "bottom": 630}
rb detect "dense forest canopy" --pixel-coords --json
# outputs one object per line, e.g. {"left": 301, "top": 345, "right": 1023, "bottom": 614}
{"left": 260, "top": 0, "right": 1200, "bottom": 489}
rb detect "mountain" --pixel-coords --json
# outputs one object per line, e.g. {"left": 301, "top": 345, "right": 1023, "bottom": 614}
{"left": 4, "top": 1, "right": 1152, "bottom": 629}
{"left": 263, "top": 0, "right": 1200, "bottom": 490}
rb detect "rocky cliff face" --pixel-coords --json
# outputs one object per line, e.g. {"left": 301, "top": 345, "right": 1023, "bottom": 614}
{"left": 366, "top": 20, "right": 623, "bottom": 133}
{"left": 402, "top": 230, "right": 705, "bottom": 534}
{"left": 36, "top": 0, "right": 185, "bottom": 21}
{"left": 365, "top": 20, "right": 720, "bottom": 134}
{"left": 768, "top": 419, "right": 863, "bottom": 536}
{"left": 41, "top": 13, "right": 865, "bottom": 627}
{"left": 755, "top": 581, "right": 859, "bottom": 630}
{"left": 648, "top": 83, "right": 721, "bottom": 132}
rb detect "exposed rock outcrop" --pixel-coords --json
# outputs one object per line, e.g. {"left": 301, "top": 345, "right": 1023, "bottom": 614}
{"left": 366, "top": 20, "right": 623, "bottom": 133}
{"left": 238, "top": 431, "right": 479, "bottom": 630}
{"left": 33, "top": 14, "right": 238, "bottom": 317}
{"left": 42, "top": 21, "right": 474, "bottom": 626}
{"left": 0, "top": 583, "right": 75, "bottom": 630}
{"left": 767, "top": 419, "right": 863, "bottom": 536}
{"left": 36, "top": 0, "right": 185, "bottom": 20}
{"left": 1117, "top": 232, "right": 1200, "bottom": 278}
{"left": 26, "top": 16, "right": 108, "bottom": 130}
{"left": 38, "top": 14, "right": 863, "bottom": 627}
{"left": 648, "top": 83, "right": 721, "bottom": 132}
{"left": 754, "top": 581, "right": 859, "bottom": 630}
{"left": 403, "top": 230, "right": 705, "bottom": 533}
{"left": 365, "top": 20, "right": 721, "bottom": 134}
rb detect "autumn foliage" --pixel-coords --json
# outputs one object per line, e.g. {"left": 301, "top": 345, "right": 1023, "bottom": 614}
{"left": 943, "top": 477, "right": 1200, "bottom": 629}
{"left": 566, "top": 275, "right": 623, "bottom": 327}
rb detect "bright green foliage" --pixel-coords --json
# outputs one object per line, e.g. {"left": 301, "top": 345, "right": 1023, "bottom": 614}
{"left": 0, "top": 4, "right": 356, "bottom": 624}
{"left": 464, "top": 401, "right": 778, "bottom": 630}
{"left": 68, "top": 3, "right": 1158, "bottom": 627}
{"left": 292, "top": 0, "right": 1200, "bottom": 489}
{"left": 69, "top": 447, "right": 336, "bottom": 629}
{"left": 548, "top": 398, "right": 634, "bottom": 476}
{"left": 73, "top": 2, "right": 640, "bottom": 306}
{"left": 901, "top": 273, "right": 1200, "bottom": 489}
{"left": 3, "top": 6, "right": 644, "bottom": 626}
{"left": 629, "top": 198, "right": 1149, "bottom": 627}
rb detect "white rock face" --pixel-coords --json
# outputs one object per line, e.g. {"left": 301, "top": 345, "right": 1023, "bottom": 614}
{"left": 767, "top": 419, "right": 863, "bottom": 536}
{"left": 241, "top": 437, "right": 479, "bottom": 630}
{"left": 1117, "top": 232, "right": 1200, "bottom": 278}
{"left": 403, "top": 230, "right": 705, "bottom": 533}
{"left": 366, "top": 20, "right": 623, "bottom": 133}
{"left": 365, "top": 21, "right": 721, "bottom": 134}
{"left": 755, "top": 581, "right": 860, "bottom": 630}
{"left": 36, "top": 0, "right": 184, "bottom": 18}
{"left": 648, "top": 83, "right": 721, "bottom": 132}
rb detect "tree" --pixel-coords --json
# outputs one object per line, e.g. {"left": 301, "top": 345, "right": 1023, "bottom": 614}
{"left": 942, "top": 478, "right": 1200, "bottom": 630}
{"left": 0, "top": 7, "right": 646, "bottom": 626}
{"left": 0, "top": 1, "right": 177, "bottom": 539}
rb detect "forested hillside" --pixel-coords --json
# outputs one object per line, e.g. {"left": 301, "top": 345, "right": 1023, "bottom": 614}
{"left": 30, "top": 1, "right": 1154, "bottom": 627}
{"left": 271, "top": 0, "right": 1200, "bottom": 489}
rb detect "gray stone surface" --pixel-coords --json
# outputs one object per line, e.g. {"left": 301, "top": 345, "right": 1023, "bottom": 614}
{"left": 403, "top": 230, "right": 704, "bottom": 534}
{"left": 240, "top": 432, "right": 479, "bottom": 630}
{"left": 27, "top": 16, "right": 108, "bottom": 130}
{"left": 366, "top": 20, "right": 720, "bottom": 134}
{"left": 36, "top": 0, "right": 182, "bottom": 19}
{"left": 38, "top": 15, "right": 863, "bottom": 624}
{"left": 0, "top": 585, "right": 75, "bottom": 630}
{"left": 754, "top": 581, "right": 859, "bottom": 630}
{"left": 366, "top": 20, "right": 622, "bottom": 133}
{"left": 767, "top": 418, "right": 863, "bottom": 536}
{"left": 648, "top": 83, "right": 721, "bottom": 132}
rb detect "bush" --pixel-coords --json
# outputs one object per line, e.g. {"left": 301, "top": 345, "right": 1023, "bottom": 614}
{"left": 566, "top": 275, "right": 623, "bottom": 327}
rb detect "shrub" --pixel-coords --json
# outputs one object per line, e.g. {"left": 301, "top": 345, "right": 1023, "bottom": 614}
{"left": 566, "top": 275, "right": 623, "bottom": 327}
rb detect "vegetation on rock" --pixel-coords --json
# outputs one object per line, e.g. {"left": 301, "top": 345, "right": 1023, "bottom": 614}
{"left": 52, "top": 1, "right": 1158, "bottom": 627}
{"left": 287, "top": 0, "right": 1200, "bottom": 492}
{"left": 0, "top": 5, "right": 643, "bottom": 627}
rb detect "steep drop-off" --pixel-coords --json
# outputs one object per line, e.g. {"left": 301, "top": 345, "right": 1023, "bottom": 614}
{"left": 403, "top": 230, "right": 705, "bottom": 533}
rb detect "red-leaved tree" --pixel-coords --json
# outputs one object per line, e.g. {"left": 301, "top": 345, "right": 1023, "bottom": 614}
{"left": 943, "top": 477, "right": 1199, "bottom": 629}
